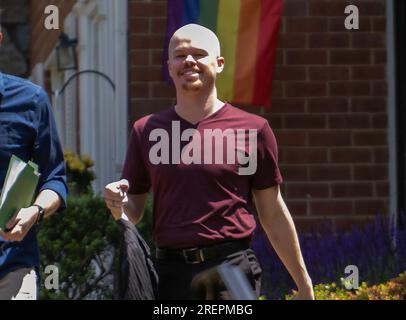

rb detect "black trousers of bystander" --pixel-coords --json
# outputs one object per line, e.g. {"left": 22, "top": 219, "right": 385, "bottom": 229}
{"left": 155, "top": 248, "right": 262, "bottom": 300}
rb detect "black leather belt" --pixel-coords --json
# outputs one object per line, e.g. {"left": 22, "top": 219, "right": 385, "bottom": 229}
{"left": 155, "top": 239, "right": 251, "bottom": 264}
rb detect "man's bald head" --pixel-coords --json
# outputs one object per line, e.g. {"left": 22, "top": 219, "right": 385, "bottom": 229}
{"left": 169, "top": 24, "right": 221, "bottom": 57}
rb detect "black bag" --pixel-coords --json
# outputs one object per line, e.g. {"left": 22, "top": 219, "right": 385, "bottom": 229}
{"left": 115, "top": 218, "right": 158, "bottom": 300}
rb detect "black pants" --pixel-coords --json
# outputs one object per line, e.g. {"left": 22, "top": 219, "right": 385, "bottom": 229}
{"left": 154, "top": 249, "right": 262, "bottom": 300}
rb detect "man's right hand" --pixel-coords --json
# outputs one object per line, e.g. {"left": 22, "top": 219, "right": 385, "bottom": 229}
{"left": 104, "top": 179, "right": 129, "bottom": 220}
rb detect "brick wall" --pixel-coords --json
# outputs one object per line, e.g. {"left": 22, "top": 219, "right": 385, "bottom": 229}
{"left": 30, "top": 0, "right": 76, "bottom": 68}
{"left": 128, "top": 0, "right": 389, "bottom": 233}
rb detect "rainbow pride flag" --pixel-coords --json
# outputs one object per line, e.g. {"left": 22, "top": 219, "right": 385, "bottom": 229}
{"left": 164, "top": 0, "right": 284, "bottom": 108}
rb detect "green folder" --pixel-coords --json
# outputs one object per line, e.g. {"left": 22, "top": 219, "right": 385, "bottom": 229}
{"left": 0, "top": 155, "right": 40, "bottom": 230}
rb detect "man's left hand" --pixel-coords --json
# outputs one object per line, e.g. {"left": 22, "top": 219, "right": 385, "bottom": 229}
{"left": 0, "top": 206, "right": 39, "bottom": 242}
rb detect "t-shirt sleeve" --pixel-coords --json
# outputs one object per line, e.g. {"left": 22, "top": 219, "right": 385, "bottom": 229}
{"left": 121, "top": 124, "right": 151, "bottom": 194}
{"left": 251, "top": 121, "right": 283, "bottom": 190}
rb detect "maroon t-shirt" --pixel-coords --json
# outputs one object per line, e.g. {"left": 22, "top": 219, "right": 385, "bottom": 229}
{"left": 122, "top": 103, "right": 283, "bottom": 248}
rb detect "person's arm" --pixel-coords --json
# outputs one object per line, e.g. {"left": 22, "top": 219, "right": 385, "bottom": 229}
{"left": 0, "top": 89, "right": 67, "bottom": 241}
{"left": 0, "top": 189, "right": 62, "bottom": 241}
{"left": 104, "top": 179, "right": 148, "bottom": 225}
{"left": 33, "top": 189, "right": 62, "bottom": 219}
{"left": 123, "top": 193, "right": 148, "bottom": 225}
{"left": 252, "top": 184, "right": 314, "bottom": 300}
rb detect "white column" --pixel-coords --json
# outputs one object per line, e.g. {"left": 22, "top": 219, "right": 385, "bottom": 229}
{"left": 114, "top": 0, "right": 129, "bottom": 174}
{"left": 74, "top": 0, "right": 128, "bottom": 193}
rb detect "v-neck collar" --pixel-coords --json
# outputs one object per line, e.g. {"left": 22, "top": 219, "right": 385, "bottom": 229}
{"left": 171, "top": 103, "right": 229, "bottom": 126}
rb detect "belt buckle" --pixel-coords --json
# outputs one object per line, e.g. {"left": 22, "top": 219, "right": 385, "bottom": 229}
{"left": 182, "top": 248, "right": 205, "bottom": 264}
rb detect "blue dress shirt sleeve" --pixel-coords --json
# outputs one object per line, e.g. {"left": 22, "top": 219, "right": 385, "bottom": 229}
{"left": 32, "top": 89, "right": 68, "bottom": 209}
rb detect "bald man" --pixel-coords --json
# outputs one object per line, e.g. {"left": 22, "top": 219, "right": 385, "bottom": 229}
{"left": 105, "top": 24, "right": 314, "bottom": 300}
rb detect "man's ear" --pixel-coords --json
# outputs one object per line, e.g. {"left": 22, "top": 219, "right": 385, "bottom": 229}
{"left": 216, "top": 56, "right": 225, "bottom": 74}
{"left": 0, "top": 32, "right": 3, "bottom": 43}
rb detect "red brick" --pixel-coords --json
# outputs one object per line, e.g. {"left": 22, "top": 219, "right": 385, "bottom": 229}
{"left": 372, "top": 114, "right": 388, "bottom": 128}
{"left": 275, "top": 49, "right": 284, "bottom": 65}
{"left": 329, "top": 82, "right": 370, "bottom": 97}
{"left": 263, "top": 115, "right": 283, "bottom": 129}
{"left": 129, "top": 50, "right": 149, "bottom": 65}
{"left": 309, "top": 66, "right": 349, "bottom": 81}
{"left": 353, "top": 165, "right": 388, "bottom": 180}
{"left": 351, "top": 33, "right": 385, "bottom": 48}
{"left": 373, "top": 50, "right": 386, "bottom": 64}
{"left": 286, "top": 183, "right": 329, "bottom": 198}
{"left": 309, "top": 34, "right": 350, "bottom": 48}
{"left": 286, "top": 50, "right": 327, "bottom": 64}
{"left": 354, "top": 200, "right": 388, "bottom": 216}
{"left": 286, "top": 82, "right": 327, "bottom": 97}
{"left": 130, "top": 98, "right": 173, "bottom": 117}
{"left": 330, "top": 147, "right": 372, "bottom": 163}
{"left": 374, "top": 147, "right": 389, "bottom": 163}
{"left": 151, "top": 49, "right": 164, "bottom": 65}
{"left": 309, "top": 0, "right": 346, "bottom": 16}
{"left": 308, "top": 131, "right": 351, "bottom": 146}
{"left": 281, "top": 165, "right": 309, "bottom": 181}
{"left": 278, "top": 33, "right": 307, "bottom": 48}
{"left": 372, "top": 82, "right": 387, "bottom": 97}
{"left": 332, "top": 182, "right": 373, "bottom": 198}
{"left": 271, "top": 81, "right": 284, "bottom": 98}
{"left": 328, "top": 114, "right": 371, "bottom": 129}
{"left": 150, "top": 17, "right": 167, "bottom": 34}
{"left": 283, "top": 1, "right": 308, "bottom": 16}
{"left": 130, "top": 66, "right": 163, "bottom": 82}
{"left": 270, "top": 99, "right": 306, "bottom": 113}
{"left": 284, "top": 115, "right": 326, "bottom": 129}
{"left": 284, "top": 200, "right": 308, "bottom": 216}
{"left": 372, "top": 17, "right": 386, "bottom": 32}
{"left": 128, "top": 18, "right": 149, "bottom": 34}
{"left": 151, "top": 83, "right": 176, "bottom": 98}
{"left": 356, "top": 1, "right": 386, "bottom": 16}
{"left": 286, "top": 17, "right": 328, "bottom": 33}
{"left": 275, "top": 131, "right": 307, "bottom": 146}
{"left": 376, "top": 181, "right": 389, "bottom": 197}
{"left": 329, "top": 17, "right": 371, "bottom": 32}
{"left": 281, "top": 147, "right": 328, "bottom": 164}
{"left": 129, "top": 83, "right": 149, "bottom": 98}
{"left": 307, "top": 98, "right": 349, "bottom": 113}
{"left": 352, "top": 66, "right": 385, "bottom": 80}
{"left": 129, "top": 2, "right": 166, "bottom": 18}
{"left": 352, "top": 98, "right": 386, "bottom": 112}
{"left": 310, "top": 200, "right": 353, "bottom": 216}
{"left": 309, "top": 165, "right": 351, "bottom": 181}
{"left": 330, "top": 50, "right": 371, "bottom": 64}
{"left": 129, "top": 34, "right": 166, "bottom": 50}
{"left": 295, "top": 218, "right": 334, "bottom": 234}
{"left": 274, "top": 66, "right": 306, "bottom": 81}
{"left": 353, "top": 131, "right": 387, "bottom": 146}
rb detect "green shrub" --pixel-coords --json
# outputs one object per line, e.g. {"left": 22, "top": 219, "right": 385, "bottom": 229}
{"left": 38, "top": 151, "right": 154, "bottom": 299}
{"left": 286, "top": 271, "right": 406, "bottom": 300}
{"left": 38, "top": 193, "right": 122, "bottom": 299}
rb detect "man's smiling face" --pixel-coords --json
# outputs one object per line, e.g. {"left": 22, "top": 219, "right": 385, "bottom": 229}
{"left": 168, "top": 25, "right": 224, "bottom": 93}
